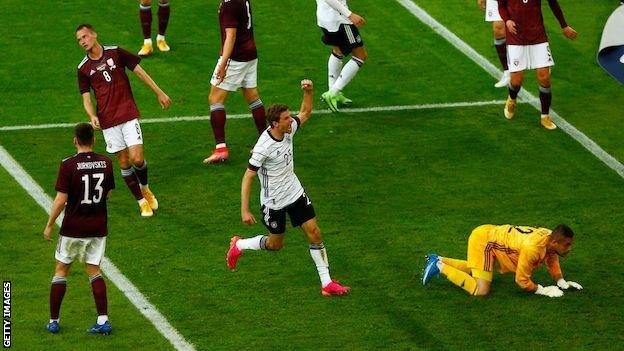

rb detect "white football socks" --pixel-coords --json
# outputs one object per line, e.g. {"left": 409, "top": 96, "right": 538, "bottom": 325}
{"left": 309, "top": 242, "right": 332, "bottom": 287}
{"left": 328, "top": 53, "right": 343, "bottom": 89}
{"left": 330, "top": 57, "right": 364, "bottom": 95}
{"left": 97, "top": 315, "right": 109, "bottom": 325}
{"left": 236, "top": 235, "right": 266, "bottom": 250}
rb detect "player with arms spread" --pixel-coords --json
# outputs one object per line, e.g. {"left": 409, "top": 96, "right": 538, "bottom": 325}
{"left": 422, "top": 224, "right": 583, "bottom": 297}
{"left": 497, "top": 0, "right": 577, "bottom": 130}
{"left": 226, "top": 80, "right": 351, "bottom": 296}
{"left": 76, "top": 23, "right": 171, "bottom": 217}
{"left": 203, "top": 0, "right": 266, "bottom": 164}
{"left": 43, "top": 123, "right": 116, "bottom": 334}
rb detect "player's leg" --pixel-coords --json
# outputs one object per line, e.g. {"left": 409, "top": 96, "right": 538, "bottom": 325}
{"left": 492, "top": 21, "right": 510, "bottom": 88}
{"left": 117, "top": 148, "right": 152, "bottom": 217}
{"left": 138, "top": 0, "right": 154, "bottom": 56}
{"left": 226, "top": 206, "right": 286, "bottom": 270}
{"left": 440, "top": 257, "right": 470, "bottom": 273}
{"left": 85, "top": 237, "right": 112, "bottom": 334}
{"left": 204, "top": 85, "right": 231, "bottom": 164}
{"left": 330, "top": 42, "right": 367, "bottom": 102}
{"left": 47, "top": 260, "right": 71, "bottom": 333}
{"left": 156, "top": 0, "right": 171, "bottom": 51}
{"left": 327, "top": 48, "right": 347, "bottom": 102}
{"left": 241, "top": 60, "right": 266, "bottom": 135}
{"left": 128, "top": 143, "right": 158, "bottom": 210}
{"left": 504, "top": 45, "right": 527, "bottom": 119}
{"left": 533, "top": 43, "right": 556, "bottom": 130}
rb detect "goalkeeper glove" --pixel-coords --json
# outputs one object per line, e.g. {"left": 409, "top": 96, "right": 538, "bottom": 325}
{"left": 557, "top": 278, "right": 583, "bottom": 290}
{"left": 535, "top": 284, "right": 564, "bottom": 298}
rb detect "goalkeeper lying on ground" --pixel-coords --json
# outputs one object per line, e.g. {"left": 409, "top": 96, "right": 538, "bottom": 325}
{"left": 422, "top": 224, "right": 583, "bottom": 297}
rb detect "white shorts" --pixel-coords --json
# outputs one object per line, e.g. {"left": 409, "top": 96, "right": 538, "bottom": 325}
{"left": 507, "top": 43, "right": 554, "bottom": 72}
{"left": 55, "top": 235, "right": 106, "bottom": 266}
{"left": 102, "top": 118, "right": 144, "bottom": 153}
{"left": 210, "top": 57, "right": 258, "bottom": 92}
{"left": 485, "top": 0, "right": 502, "bottom": 22}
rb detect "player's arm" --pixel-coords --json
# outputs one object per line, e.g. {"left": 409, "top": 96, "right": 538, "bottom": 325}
{"left": 547, "top": 0, "right": 577, "bottom": 40}
{"left": 516, "top": 249, "right": 563, "bottom": 297}
{"left": 477, "top": 0, "right": 485, "bottom": 11}
{"left": 241, "top": 168, "right": 257, "bottom": 225}
{"left": 497, "top": 0, "right": 516, "bottom": 35}
{"left": 81, "top": 92, "right": 101, "bottom": 130}
{"left": 297, "top": 79, "right": 314, "bottom": 125}
{"left": 322, "top": 0, "right": 365, "bottom": 27}
{"left": 43, "top": 192, "right": 68, "bottom": 242}
{"left": 215, "top": 27, "right": 237, "bottom": 85}
{"left": 546, "top": 254, "right": 583, "bottom": 290}
{"left": 132, "top": 64, "right": 172, "bottom": 109}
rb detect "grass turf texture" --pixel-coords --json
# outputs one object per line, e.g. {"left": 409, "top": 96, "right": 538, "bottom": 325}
{"left": 1, "top": 0, "right": 623, "bottom": 350}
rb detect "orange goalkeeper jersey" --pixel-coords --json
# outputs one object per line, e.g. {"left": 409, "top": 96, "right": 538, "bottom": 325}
{"left": 486, "top": 225, "right": 563, "bottom": 291}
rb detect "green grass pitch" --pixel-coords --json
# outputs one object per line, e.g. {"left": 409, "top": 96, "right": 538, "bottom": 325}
{"left": 1, "top": 0, "right": 623, "bottom": 349}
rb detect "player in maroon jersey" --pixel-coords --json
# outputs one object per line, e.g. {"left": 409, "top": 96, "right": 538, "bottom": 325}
{"left": 137, "top": 0, "right": 172, "bottom": 56}
{"left": 43, "top": 123, "right": 115, "bottom": 335}
{"left": 497, "top": 0, "right": 577, "bottom": 130}
{"left": 76, "top": 24, "right": 171, "bottom": 216}
{"left": 478, "top": 0, "right": 510, "bottom": 88}
{"left": 203, "top": 0, "right": 266, "bottom": 164}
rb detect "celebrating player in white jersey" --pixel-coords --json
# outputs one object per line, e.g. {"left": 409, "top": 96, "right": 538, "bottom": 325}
{"left": 226, "top": 79, "right": 351, "bottom": 296}
{"left": 316, "top": 0, "right": 368, "bottom": 113}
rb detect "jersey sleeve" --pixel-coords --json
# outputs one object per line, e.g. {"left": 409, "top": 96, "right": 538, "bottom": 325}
{"left": 118, "top": 47, "right": 142, "bottom": 71}
{"left": 290, "top": 115, "right": 301, "bottom": 135}
{"left": 78, "top": 69, "right": 91, "bottom": 94}
{"left": 248, "top": 145, "right": 268, "bottom": 170}
{"left": 514, "top": 247, "right": 540, "bottom": 291}
{"left": 322, "top": 0, "right": 353, "bottom": 17}
{"left": 497, "top": 0, "right": 511, "bottom": 23}
{"left": 544, "top": 252, "right": 563, "bottom": 281}
{"left": 54, "top": 161, "right": 71, "bottom": 194}
{"left": 546, "top": 0, "right": 568, "bottom": 28}
{"left": 221, "top": 1, "right": 242, "bottom": 28}
{"left": 106, "top": 159, "right": 116, "bottom": 191}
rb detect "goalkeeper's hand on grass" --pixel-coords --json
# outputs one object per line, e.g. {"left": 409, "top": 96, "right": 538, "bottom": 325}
{"left": 535, "top": 284, "right": 564, "bottom": 297}
{"left": 557, "top": 278, "right": 583, "bottom": 290}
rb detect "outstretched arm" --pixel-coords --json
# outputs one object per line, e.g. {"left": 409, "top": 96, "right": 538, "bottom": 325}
{"left": 43, "top": 192, "right": 68, "bottom": 241}
{"left": 132, "top": 64, "right": 172, "bottom": 109}
{"left": 297, "top": 79, "right": 314, "bottom": 125}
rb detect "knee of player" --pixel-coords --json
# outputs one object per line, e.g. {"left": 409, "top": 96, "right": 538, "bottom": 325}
{"left": 140, "top": 0, "right": 152, "bottom": 5}
{"left": 265, "top": 240, "right": 283, "bottom": 251}
{"left": 307, "top": 227, "right": 323, "bottom": 243}
{"left": 473, "top": 286, "right": 491, "bottom": 296}
{"left": 353, "top": 51, "right": 368, "bottom": 63}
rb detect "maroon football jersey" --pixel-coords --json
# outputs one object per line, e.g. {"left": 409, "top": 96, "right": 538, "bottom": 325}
{"left": 219, "top": 0, "right": 258, "bottom": 61}
{"left": 498, "top": 0, "right": 568, "bottom": 45}
{"left": 55, "top": 152, "right": 115, "bottom": 238}
{"left": 77, "top": 46, "right": 142, "bottom": 129}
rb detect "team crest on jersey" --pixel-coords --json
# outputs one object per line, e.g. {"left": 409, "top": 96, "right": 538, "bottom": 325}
{"left": 106, "top": 58, "right": 116, "bottom": 70}
{"left": 270, "top": 221, "right": 277, "bottom": 229}
{"left": 89, "top": 70, "right": 96, "bottom": 76}
{"left": 96, "top": 63, "right": 106, "bottom": 71}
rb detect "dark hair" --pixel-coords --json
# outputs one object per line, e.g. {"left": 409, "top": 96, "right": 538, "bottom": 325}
{"left": 76, "top": 23, "right": 95, "bottom": 32}
{"left": 266, "top": 104, "right": 289, "bottom": 127}
{"left": 552, "top": 224, "right": 574, "bottom": 239}
{"left": 74, "top": 123, "right": 94, "bottom": 146}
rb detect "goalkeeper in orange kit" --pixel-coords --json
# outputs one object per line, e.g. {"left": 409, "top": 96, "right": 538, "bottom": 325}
{"left": 422, "top": 224, "right": 583, "bottom": 297}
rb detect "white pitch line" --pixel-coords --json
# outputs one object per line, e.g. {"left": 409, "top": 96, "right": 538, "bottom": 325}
{"left": 0, "top": 145, "right": 195, "bottom": 351}
{"left": 397, "top": 0, "right": 624, "bottom": 179}
{"left": 0, "top": 100, "right": 517, "bottom": 131}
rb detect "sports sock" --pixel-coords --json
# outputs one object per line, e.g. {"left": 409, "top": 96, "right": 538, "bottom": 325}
{"left": 330, "top": 56, "right": 364, "bottom": 95}
{"left": 158, "top": 2, "right": 170, "bottom": 36}
{"left": 236, "top": 235, "right": 268, "bottom": 250}
{"left": 309, "top": 242, "right": 332, "bottom": 287}
{"left": 494, "top": 37, "right": 508, "bottom": 70}
{"left": 539, "top": 85, "right": 552, "bottom": 115}
{"left": 508, "top": 84, "right": 521, "bottom": 100}
{"left": 440, "top": 257, "right": 470, "bottom": 273}
{"left": 49, "top": 276, "right": 67, "bottom": 320}
{"left": 328, "top": 52, "right": 344, "bottom": 89}
{"left": 210, "top": 103, "right": 227, "bottom": 145}
{"left": 440, "top": 263, "right": 478, "bottom": 295}
{"left": 139, "top": 4, "right": 152, "bottom": 40}
{"left": 133, "top": 160, "right": 148, "bottom": 186}
{"left": 249, "top": 99, "right": 266, "bottom": 135}
{"left": 97, "top": 315, "right": 109, "bottom": 325}
{"left": 121, "top": 168, "right": 143, "bottom": 200}
{"left": 90, "top": 274, "right": 108, "bottom": 316}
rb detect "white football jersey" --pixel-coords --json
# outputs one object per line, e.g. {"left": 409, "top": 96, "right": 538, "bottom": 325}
{"left": 249, "top": 117, "right": 304, "bottom": 210}
{"left": 316, "top": 0, "right": 353, "bottom": 32}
